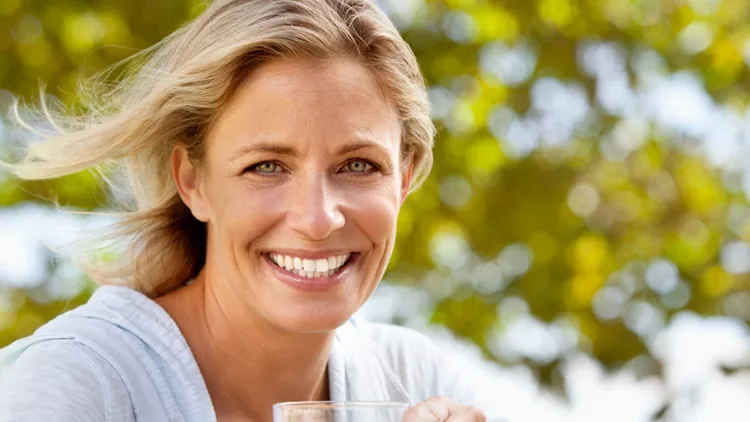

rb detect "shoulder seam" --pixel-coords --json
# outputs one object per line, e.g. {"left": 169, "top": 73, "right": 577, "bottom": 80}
{"left": 1, "top": 338, "right": 114, "bottom": 421}
{"left": 69, "top": 342, "right": 112, "bottom": 422}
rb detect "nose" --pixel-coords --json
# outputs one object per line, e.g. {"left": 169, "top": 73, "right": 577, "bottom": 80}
{"left": 286, "top": 171, "right": 345, "bottom": 241}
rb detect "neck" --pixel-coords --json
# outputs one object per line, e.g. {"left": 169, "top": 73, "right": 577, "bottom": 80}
{"left": 157, "top": 270, "right": 333, "bottom": 422}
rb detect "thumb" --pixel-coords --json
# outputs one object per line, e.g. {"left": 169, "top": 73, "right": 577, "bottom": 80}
{"left": 402, "top": 397, "right": 454, "bottom": 422}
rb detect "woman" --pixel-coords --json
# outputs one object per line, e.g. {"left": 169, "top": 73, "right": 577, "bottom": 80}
{"left": 0, "top": 0, "right": 496, "bottom": 421}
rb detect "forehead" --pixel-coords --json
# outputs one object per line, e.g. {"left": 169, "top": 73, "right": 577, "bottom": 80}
{"left": 206, "top": 58, "right": 401, "bottom": 157}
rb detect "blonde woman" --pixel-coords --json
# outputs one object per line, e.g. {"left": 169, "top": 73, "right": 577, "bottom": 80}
{"left": 0, "top": 1, "right": 496, "bottom": 421}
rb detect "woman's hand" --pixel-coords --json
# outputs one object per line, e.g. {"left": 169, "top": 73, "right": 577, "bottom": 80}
{"left": 403, "top": 396, "right": 487, "bottom": 422}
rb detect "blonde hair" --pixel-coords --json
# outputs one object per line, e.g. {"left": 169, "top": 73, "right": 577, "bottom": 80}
{"left": 3, "top": 0, "right": 434, "bottom": 297}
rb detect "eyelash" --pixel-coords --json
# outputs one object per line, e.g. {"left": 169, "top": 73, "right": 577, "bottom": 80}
{"left": 244, "top": 159, "right": 381, "bottom": 176}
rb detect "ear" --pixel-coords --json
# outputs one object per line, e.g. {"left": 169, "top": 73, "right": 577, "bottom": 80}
{"left": 172, "top": 144, "right": 210, "bottom": 222}
{"left": 399, "top": 155, "right": 414, "bottom": 206}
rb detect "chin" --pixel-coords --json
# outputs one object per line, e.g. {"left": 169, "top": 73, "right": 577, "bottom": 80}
{"left": 254, "top": 249, "right": 370, "bottom": 333}
{"left": 274, "top": 307, "right": 355, "bottom": 334}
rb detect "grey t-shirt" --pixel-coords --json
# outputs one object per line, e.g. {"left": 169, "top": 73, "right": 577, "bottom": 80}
{"left": 0, "top": 286, "right": 496, "bottom": 421}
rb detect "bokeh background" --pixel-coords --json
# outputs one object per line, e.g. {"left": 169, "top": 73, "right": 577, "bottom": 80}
{"left": 2, "top": 0, "right": 750, "bottom": 420}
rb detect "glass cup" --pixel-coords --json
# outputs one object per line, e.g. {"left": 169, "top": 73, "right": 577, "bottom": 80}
{"left": 273, "top": 401, "right": 410, "bottom": 422}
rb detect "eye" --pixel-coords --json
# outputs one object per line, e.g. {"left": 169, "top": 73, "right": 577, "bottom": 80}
{"left": 247, "top": 161, "right": 283, "bottom": 174}
{"left": 343, "top": 159, "right": 376, "bottom": 174}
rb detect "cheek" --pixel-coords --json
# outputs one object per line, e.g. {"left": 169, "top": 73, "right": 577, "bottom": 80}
{"left": 212, "top": 183, "right": 286, "bottom": 243}
{"left": 342, "top": 182, "right": 401, "bottom": 244}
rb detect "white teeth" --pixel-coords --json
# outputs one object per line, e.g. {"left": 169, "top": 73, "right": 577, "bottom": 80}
{"left": 268, "top": 252, "right": 353, "bottom": 277}
{"left": 337, "top": 254, "right": 348, "bottom": 267}
{"left": 302, "top": 259, "right": 316, "bottom": 271}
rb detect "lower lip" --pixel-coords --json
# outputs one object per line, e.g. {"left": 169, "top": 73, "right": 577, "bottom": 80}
{"left": 263, "top": 254, "right": 358, "bottom": 292}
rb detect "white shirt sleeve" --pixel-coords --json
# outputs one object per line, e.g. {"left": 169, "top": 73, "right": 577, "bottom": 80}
{"left": 362, "top": 322, "right": 504, "bottom": 419}
{"left": 0, "top": 340, "right": 108, "bottom": 422}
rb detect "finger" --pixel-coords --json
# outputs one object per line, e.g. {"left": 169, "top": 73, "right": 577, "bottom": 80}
{"left": 402, "top": 396, "right": 455, "bottom": 422}
{"left": 445, "top": 405, "right": 487, "bottom": 422}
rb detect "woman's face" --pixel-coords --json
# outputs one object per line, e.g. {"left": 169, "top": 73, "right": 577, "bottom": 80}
{"left": 179, "top": 58, "right": 410, "bottom": 333}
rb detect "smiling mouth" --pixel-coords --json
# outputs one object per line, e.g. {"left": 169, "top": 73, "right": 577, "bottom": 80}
{"left": 263, "top": 252, "right": 356, "bottom": 279}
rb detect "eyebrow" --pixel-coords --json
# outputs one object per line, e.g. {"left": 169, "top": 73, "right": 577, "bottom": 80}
{"left": 229, "top": 142, "right": 298, "bottom": 163}
{"left": 335, "top": 140, "right": 386, "bottom": 155}
{"left": 229, "top": 139, "right": 388, "bottom": 163}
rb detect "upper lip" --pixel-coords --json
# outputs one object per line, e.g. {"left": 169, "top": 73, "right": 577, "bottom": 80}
{"left": 263, "top": 249, "right": 358, "bottom": 259}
